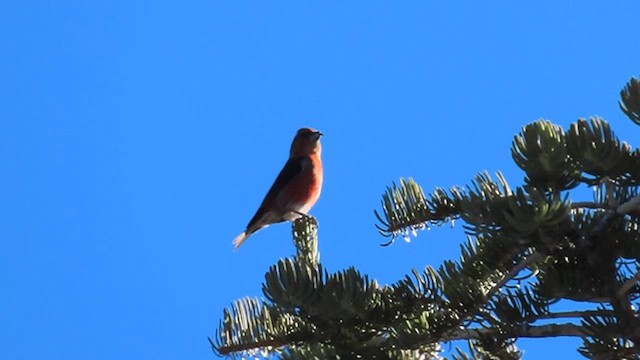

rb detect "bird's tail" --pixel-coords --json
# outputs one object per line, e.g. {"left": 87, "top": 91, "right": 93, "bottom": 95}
{"left": 232, "top": 215, "right": 270, "bottom": 251}
{"left": 232, "top": 231, "right": 250, "bottom": 251}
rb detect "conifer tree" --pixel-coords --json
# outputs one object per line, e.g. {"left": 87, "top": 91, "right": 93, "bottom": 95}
{"left": 212, "top": 77, "right": 640, "bottom": 359}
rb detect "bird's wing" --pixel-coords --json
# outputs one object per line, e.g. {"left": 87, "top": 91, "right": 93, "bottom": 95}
{"left": 245, "top": 156, "right": 305, "bottom": 230}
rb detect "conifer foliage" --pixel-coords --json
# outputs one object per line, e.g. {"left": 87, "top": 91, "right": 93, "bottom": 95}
{"left": 212, "top": 77, "right": 640, "bottom": 359}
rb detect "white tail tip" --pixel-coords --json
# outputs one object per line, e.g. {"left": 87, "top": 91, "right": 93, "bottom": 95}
{"left": 232, "top": 232, "right": 249, "bottom": 251}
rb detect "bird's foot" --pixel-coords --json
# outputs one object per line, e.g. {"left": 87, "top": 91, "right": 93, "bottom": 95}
{"left": 292, "top": 211, "right": 318, "bottom": 226}
{"left": 292, "top": 210, "right": 312, "bottom": 220}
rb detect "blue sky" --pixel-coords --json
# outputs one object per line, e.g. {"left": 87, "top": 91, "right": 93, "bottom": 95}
{"left": 2, "top": 2, "right": 640, "bottom": 359}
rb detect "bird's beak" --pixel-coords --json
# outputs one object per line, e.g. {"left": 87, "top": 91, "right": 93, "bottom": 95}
{"left": 316, "top": 131, "right": 324, "bottom": 139}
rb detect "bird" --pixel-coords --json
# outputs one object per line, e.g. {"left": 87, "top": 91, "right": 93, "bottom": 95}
{"left": 232, "top": 128, "right": 324, "bottom": 250}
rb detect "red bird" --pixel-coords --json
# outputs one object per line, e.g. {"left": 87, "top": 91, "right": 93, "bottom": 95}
{"left": 233, "top": 128, "right": 324, "bottom": 250}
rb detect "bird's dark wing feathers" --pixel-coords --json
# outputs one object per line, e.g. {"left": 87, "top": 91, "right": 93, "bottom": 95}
{"left": 245, "top": 156, "right": 305, "bottom": 228}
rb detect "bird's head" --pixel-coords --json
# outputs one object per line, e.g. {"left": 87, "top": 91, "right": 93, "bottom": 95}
{"left": 290, "top": 128, "right": 323, "bottom": 157}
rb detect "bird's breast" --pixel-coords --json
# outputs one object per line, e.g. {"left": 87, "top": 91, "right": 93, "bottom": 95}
{"left": 278, "top": 155, "right": 323, "bottom": 213}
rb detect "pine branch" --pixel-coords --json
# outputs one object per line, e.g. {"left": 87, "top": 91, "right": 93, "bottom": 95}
{"left": 581, "top": 194, "right": 640, "bottom": 250}
{"left": 448, "top": 323, "right": 587, "bottom": 340}
{"left": 608, "top": 279, "right": 640, "bottom": 345}
{"left": 527, "top": 309, "right": 614, "bottom": 322}
{"left": 291, "top": 216, "right": 320, "bottom": 266}
{"left": 484, "top": 252, "right": 543, "bottom": 302}
{"left": 212, "top": 338, "right": 287, "bottom": 356}
{"left": 620, "top": 76, "right": 640, "bottom": 125}
{"left": 575, "top": 192, "right": 640, "bottom": 346}
{"left": 571, "top": 202, "right": 606, "bottom": 209}
{"left": 617, "top": 195, "right": 640, "bottom": 215}
{"left": 213, "top": 317, "right": 619, "bottom": 355}
{"left": 618, "top": 270, "right": 640, "bottom": 298}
